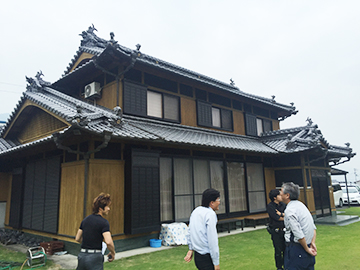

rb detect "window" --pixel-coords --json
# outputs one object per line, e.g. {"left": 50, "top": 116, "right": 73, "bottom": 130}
{"left": 160, "top": 158, "right": 226, "bottom": 222}
{"left": 227, "top": 162, "right": 247, "bottom": 212}
{"left": 124, "top": 81, "right": 180, "bottom": 122}
{"left": 147, "top": 91, "right": 162, "bottom": 118}
{"left": 246, "top": 163, "right": 266, "bottom": 213}
{"left": 245, "top": 113, "right": 272, "bottom": 136}
{"left": 160, "top": 158, "right": 173, "bottom": 221}
{"left": 197, "top": 100, "right": 233, "bottom": 131}
{"left": 147, "top": 91, "right": 179, "bottom": 121}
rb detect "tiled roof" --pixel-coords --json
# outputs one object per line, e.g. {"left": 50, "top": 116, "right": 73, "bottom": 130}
{"left": 261, "top": 124, "right": 354, "bottom": 158}
{"left": 57, "top": 27, "right": 296, "bottom": 115}
{"left": 0, "top": 84, "right": 276, "bottom": 156}
{"left": 0, "top": 81, "right": 353, "bottom": 162}
{"left": 125, "top": 116, "right": 277, "bottom": 153}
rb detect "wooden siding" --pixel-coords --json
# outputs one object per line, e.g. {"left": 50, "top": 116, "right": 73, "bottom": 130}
{"left": 69, "top": 52, "right": 94, "bottom": 73}
{"left": 17, "top": 108, "right": 67, "bottom": 144}
{"left": 329, "top": 186, "right": 336, "bottom": 212}
{"left": 86, "top": 159, "right": 124, "bottom": 235}
{"left": 96, "top": 81, "right": 118, "bottom": 109}
{"left": 180, "top": 97, "right": 197, "bottom": 127}
{"left": 0, "top": 173, "right": 10, "bottom": 201}
{"left": 4, "top": 100, "right": 68, "bottom": 140}
{"left": 233, "top": 110, "right": 245, "bottom": 135}
{"left": 58, "top": 161, "right": 85, "bottom": 236}
{"left": 272, "top": 120, "right": 280, "bottom": 131}
{"left": 0, "top": 173, "right": 12, "bottom": 225}
{"left": 299, "top": 188, "right": 316, "bottom": 214}
{"left": 264, "top": 168, "right": 276, "bottom": 204}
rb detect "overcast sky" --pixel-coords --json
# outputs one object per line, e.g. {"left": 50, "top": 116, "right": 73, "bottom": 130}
{"left": 0, "top": 0, "right": 359, "bottom": 180}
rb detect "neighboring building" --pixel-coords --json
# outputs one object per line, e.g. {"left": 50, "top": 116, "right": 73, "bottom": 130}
{"left": 0, "top": 26, "right": 355, "bottom": 252}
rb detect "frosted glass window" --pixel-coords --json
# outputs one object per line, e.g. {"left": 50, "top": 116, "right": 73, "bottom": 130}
{"left": 227, "top": 162, "right": 247, "bottom": 212}
{"left": 193, "top": 160, "right": 210, "bottom": 194}
{"left": 147, "top": 91, "right": 162, "bottom": 118}
{"left": 174, "top": 158, "right": 192, "bottom": 195}
{"left": 164, "top": 95, "right": 179, "bottom": 121}
{"left": 210, "top": 161, "right": 225, "bottom": 214}
{"left": 212, "top": 107, "right": 221, "bottom": 127}
{"left": 175, "top": 196, "right": 193, "bottom": 221}
{"left": 160, "top": 158, "right": 172, "bottom": 221}
{"left": 246, "top": 163, "right": 266, "bottom": 212}
{"left": 256, "top": 118, "right": 263, "bottom": 136}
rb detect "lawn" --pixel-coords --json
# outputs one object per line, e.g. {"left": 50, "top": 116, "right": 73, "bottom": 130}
{"left": 1, "top": 207, "right": 359, "bottom": 269}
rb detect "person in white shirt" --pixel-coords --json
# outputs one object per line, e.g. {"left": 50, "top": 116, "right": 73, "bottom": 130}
{"left": 184, "top": 188, "right": 220, "bottom": 270}
{"left": 281, "top": 182, "right": 317, "bottom": 270}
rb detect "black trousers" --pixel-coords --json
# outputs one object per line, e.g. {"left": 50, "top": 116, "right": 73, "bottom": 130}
{"left": 194, "top": 251, "right": 214, "bottom": 270}
{"left": 271, "top": 229, "right": 285, "bottom": 269}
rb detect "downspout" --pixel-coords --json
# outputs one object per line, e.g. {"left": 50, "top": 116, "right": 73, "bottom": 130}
{"left": 53, "top": 130, "right": 112, "bottom": 218}
{"left": 301, "top": 155, "right": 308, "bottom": 208}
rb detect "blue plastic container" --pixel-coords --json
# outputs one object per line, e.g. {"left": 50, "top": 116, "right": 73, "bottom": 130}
{"left": 149, "top": 239, "right": 162, "bottom": 248}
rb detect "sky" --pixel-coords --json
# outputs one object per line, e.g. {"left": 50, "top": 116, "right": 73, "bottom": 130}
{"left": 0, "top": 0, "right": 359, "bottom": 181}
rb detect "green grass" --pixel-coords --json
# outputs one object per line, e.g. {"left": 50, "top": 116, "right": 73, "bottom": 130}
{"left": 0, "top": 246, "right": 56, "bottom": 269}
{"left": 1, "top": 207, "right": 359, "bottom": 269}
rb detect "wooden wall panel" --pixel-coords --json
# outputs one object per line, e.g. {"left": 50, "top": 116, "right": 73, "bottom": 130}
{"left": 86, "top": 159, "right": 124, "bottom": 235}
{"left": 0, "top": 173, "right": 10, "bottom": 201}
{"left": 58, "top": 161, "right": 85, "bottom": 236}
{"left": 17, "top": 108, "right": 67, "bottom": 144}
{"left": 299, "top": 188, "right": 316, "bottom": 214}
{"left": 0, "top": 173, "right": 12, "bottom": 225}
{"left": 96, "top": 82, "right": 118, "bottom": 110}
{"left": 69, "top": 52, "right": 94, "bottom": 73}
{"left": 329, "top": 187, "right": 336, "bottom": 212}
{"left": 264, "top": 168, "right": 276, "bottom": 204}
{"left": 180, "top": 98, "right": 197, "bottom": 127}
{"left": 233, "top": 110, "right": 245, "bottom": 135}
{"left": 272, "top": 120, "right": 280, "bottom": 131}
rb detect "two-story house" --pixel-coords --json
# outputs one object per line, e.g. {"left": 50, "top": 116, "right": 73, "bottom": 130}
{"left": 0, "top": 26, "right": 354, "bottom": 253}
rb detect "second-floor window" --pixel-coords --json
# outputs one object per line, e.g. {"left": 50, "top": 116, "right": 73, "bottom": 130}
{"left": 245, "top": 113, "right": 272, "bottom": 136}
{"left": 197, "top": 100, "right": 233, "bottom": 131}
{"left": 124, "top": 81, "right": 180, "bottom": 122}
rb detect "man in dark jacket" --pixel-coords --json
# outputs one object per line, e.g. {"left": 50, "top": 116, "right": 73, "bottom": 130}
{"left": 267, "top": 189, "right": 286, "bottom": 270}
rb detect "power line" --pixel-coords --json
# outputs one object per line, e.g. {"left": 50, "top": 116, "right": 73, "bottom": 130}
{"left": 0, "top": 89, "right": 24, "bottom": 94}
{"left": 0, "top": 81, "right": 24, "bottom": 88}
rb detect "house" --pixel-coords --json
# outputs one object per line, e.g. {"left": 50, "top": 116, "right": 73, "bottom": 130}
{"left": 0, "top": 26, "right": 354, "bottom": 253}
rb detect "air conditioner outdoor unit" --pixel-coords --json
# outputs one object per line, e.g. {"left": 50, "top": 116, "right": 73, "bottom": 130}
{"left": 84, "top": 82, "right": 101, "bottom": 98}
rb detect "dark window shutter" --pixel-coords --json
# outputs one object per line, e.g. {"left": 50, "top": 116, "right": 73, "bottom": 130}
{"left": 245, "top": 114, "right": 257, "bottom": 136}
{"left": 31, "top": 159, "right": 46, "bottom": 231}
{"left": 9, "top": 169, "right": 23, "bottom": 229}
{"left": 221, "top": 109, "right": 233, "bottom": 130}
{"left": 43, "top": 156, "right": 61, "bottom": 233}
{"left": 263, "top": 119, "right": 272, "bottom": 133}
{"left": 22, "top": 163, "right": 35, "bottom": 229}
{"left": 197, "top": 100, "right": 212, "bottom": 127}
{"left": 22, "top": 156, "right": 61, "bottom": 233}
{"left": 126, "top": 149, "right": 160, "bottom": 234}
{"left": 123, "top": 81, "right": 147, "bottom": 116}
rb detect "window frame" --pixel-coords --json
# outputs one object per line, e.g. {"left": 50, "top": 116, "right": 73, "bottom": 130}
{"left": 123, "top": 81, "right": 181, "bottom": 123}
{"left": 147, "top": 89, "right": 180, "bottom": 122}
{"left": 197, "top": 100, "right": 233, "bottom": 131}
{"left": 245, "top": 113, "right": 273, "bottom": 136}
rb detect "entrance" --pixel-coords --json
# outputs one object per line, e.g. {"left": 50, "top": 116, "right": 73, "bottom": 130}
{"left": 312, "top": 170, "right": 331, "bottom": 217}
